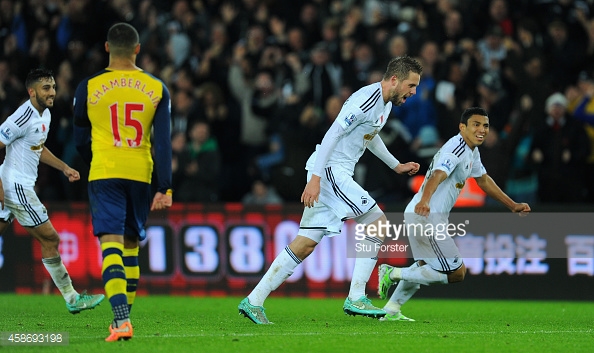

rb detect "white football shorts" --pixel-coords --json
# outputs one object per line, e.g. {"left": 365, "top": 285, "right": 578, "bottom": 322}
{"left": 0, "top": 180, "right": 49, "bottom": 227}
{"left": 299, "top": 166, "right": 377, "bottom": 243}
{"left": 403, "top": 210, "right": 463, "bottom": 273}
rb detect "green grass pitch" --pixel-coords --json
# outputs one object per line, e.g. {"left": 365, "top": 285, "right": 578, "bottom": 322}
{"left": 0, "top": 294, "right": 592, "bottom": 353}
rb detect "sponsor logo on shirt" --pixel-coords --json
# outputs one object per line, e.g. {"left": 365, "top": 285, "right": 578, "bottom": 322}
{"left": 344, "top": 113, "right": 357, "bottom": 126}
{"left": 0, "top": 127, "right": 12, "bottom": 140}
{"left": 361, "top": 196, "right": 369, "bottom": 206}
{"left": 30, "top": 143, "right": 45, "bottom": 151}
{"left": 441, "top": 159, "right": 454, "bottom": 172}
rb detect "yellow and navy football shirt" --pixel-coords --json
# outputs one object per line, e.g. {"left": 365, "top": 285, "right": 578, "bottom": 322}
{"left": 73, "top": 69, "right": 172, "bottom": 191}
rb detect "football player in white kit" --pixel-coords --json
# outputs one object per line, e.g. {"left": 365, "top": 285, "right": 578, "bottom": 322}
{"left": 239, "top": 56, "right": 423, "bottom": 324}
{"left": 0, "top": 68, "right": 104, "bottom": 314}
{"left": 377, "top": 107, "right": 531, "bottom": 321}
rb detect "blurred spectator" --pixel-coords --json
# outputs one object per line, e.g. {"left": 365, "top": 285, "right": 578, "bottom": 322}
{"left": 171, "top": 89, "right": 199, "bottom": 136}
{"left": 342, "top": 42, "right": 377, "bottom": 90}
{"left": 303, "top": 42, "right": 340, "bottom": 110}
{"left": 242, "top": 179, "right": 283, "bottom": 205}
{"left": 176, "top": 121, "right": 221, "bottom": 202}
{"left": 476, "top": 26, "right": 507, "bottom": 72}
{"left": 0, "top": 58, "right": 21, "bottom": 120}
{"left": 543, "top": 19, "right": 587, "bottom": 91}
{"left": 475, "top": 70, "right": 513, "bottom": 133}
{"left": 530, "top": 93, "right": 590, "bottom": 203}
{"left": 567, "top": 71, "right": 594, "bottom": 202}
{"left": 170, "top": 131, "right": 187, "bottom": 191}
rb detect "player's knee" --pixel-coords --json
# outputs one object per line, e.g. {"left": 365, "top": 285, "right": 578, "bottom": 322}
{"left": 289, "top": 236, "right": 318, "bottom": 260}
{"left": 39, "top": 231, "right": 60, "bottom": 249}
{"left": 447, "top": 264, "right": 466, "bottom": 283}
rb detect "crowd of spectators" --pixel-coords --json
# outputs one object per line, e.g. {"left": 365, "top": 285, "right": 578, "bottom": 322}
{"left": 1, "top": 0, "right": 594, "bottom": 205}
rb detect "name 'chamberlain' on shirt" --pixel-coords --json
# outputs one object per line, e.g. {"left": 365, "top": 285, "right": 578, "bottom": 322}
{"left": 89, "top": 77, "right": 161, "bottom": 108}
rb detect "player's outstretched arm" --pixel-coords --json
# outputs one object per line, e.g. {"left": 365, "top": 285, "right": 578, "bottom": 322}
{"left": 394, "top": 162, "right": 420, "bottom": 175}
{"left": 40, "top": 148, "right": 80, "bottom": 182}
{"left": 475, "top": 174, "right": 530, "bottom": 215}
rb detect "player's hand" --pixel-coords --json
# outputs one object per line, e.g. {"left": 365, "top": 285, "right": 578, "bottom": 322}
{"left": 512, "top": 202, "right": 531, "bottom": 217}
{"left": 301, "top": 175, "right": 321, "bottom": 208}
{"left": 63, "top": 167, "right": 80, "bottom": 182}
{"left": 414, "top": 201, "right": 430, "bottom": 217}
{"left": 151, "top": 192, "right": 173, "bottom": 211}
{"left": 395, "top": 162, "right": 420, "bottom": 176}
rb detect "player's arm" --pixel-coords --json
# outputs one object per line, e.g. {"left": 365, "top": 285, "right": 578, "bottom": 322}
{"left": 475, "top": 174, "right": 531, "bottom": 214}
{"left": 415, "top": 169, "right": 447, "bottom": 216}
{"left": 366, "top": 135, "right": 419, "bottom": 175}
{"left": 150, "top": 83, "right": 173, "bottom": 211}
{"left": 302, "top": 120, "right": 345, "bottom": 207}
{"left": 72, "top": 80, "right": 92, "bottom": 164}
{"left": 40, "top": 148, "right": 80, "bottom": 182}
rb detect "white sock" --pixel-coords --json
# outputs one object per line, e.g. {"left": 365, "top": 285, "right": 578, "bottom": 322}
{"left": 348, "top": 257, "right": 378, "bottom": 300}
{"left": 42, "top": 256, "right": 78, "bottom": 303}
{"left": 400, "top": 264, "right": 448, "bottom": 285}
{"left": 248, "top": 246, "right": 301, "bottom": 306}
{"left": 385, "top": 263, "right": 422, "bottom": 313}
{"left": 348, "top": 235, "right": 382, "bottom": 300}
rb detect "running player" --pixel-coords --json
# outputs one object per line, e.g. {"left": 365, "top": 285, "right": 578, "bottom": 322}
{"left": 377, "top": 107, "right": 531, "bottom": 321}
{"left": 239, "top": 56, "right": 422, "bottom": 324}
{"left": 0, "top": 68, "right": 104, "bottom": 314}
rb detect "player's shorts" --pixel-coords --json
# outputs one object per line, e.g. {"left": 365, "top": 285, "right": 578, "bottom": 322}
{"left": 0, "top": 180, "right": 48, "bottom": 227}
{"left": 299, "top": 167, "right": 377, "bottom": 243}
{"left": 88, "top": 178, "right": 151, "bottom": 240}
{"left": 404, "top": 209, "right": 463, "bottom": 273}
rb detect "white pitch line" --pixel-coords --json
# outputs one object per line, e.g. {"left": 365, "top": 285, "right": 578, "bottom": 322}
{"left": 69, "top": 329, "right": 593, "bottom": 339}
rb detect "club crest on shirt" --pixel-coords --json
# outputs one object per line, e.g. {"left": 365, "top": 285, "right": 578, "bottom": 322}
{"left": 0, "top": 127, "right": 12, "bottom": 140}
{"left": 441, "top": 159, "right": 454, "bottom": 172}
{"left": 344, "top": 113, "right": 357, "bottom": 126}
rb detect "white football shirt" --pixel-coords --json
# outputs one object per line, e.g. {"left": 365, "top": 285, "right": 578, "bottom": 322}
{"left": 407, "top": 133, "right": 486, "bottom": 215}
{"left": 0, "top": 100, "right": 51, "bottom": 187}
{"left": 306, "top": 82, "right": 392, "bottom": 175}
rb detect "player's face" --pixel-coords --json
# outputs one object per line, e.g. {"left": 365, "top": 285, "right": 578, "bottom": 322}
{"left": 30, "top": 77, "right": 56, "bottom": 111}
{"left": 389, "top": 72, "right": 420, "bottom": 106}
{"left": 460, "top": 114, "right": 489, "bottom": 149}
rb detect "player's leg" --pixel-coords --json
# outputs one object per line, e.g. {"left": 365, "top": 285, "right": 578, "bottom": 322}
{"left": 123, "top": 235, "right": 139, "bottom": 313}
{"left": 349, "top": 205, "right": 386, "bottom": 302}
{"left": 5, "top": 183, "right": 104, "bottom": 313}
{"left": 314, "top": 168, "right": 385, "bottom": 317}
{"left": 28, "top": 220, "right": 105, "bottom": 313}
{"left": 99, "top": 234, "right": 133, "bottom": 341}
{"left": 378, "top": 215, "right": 465, "bottom": 321}
{"left": 122, "top": 182, "right": 151, "bottom": 315}
{"left": 89, "top": 179, "right": 133, "bottom": 341}
{"left": 240, "top": 204, "right": 326, "bottom": 324}
{"left": 380, "top": 261, "right": 421, "bottom": 322}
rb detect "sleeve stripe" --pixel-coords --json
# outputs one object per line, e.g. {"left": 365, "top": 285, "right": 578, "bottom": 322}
{"left": 15, "top": 107, "right": 33, "bottom": 127}
{"left": 451, "top": 137, "right": 466, "bottom": 157}
{"left": 360, "top": 89, "right": 380, "bottom": 113}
